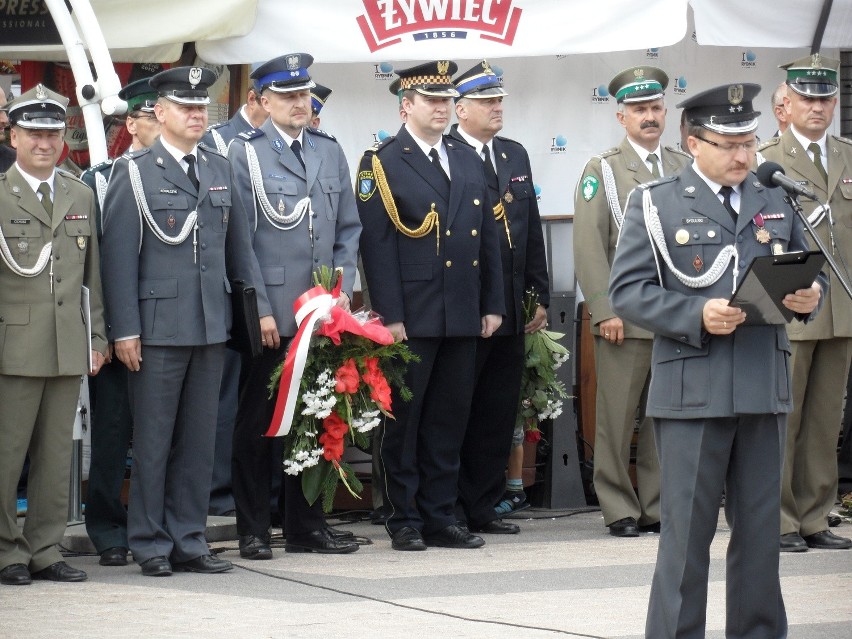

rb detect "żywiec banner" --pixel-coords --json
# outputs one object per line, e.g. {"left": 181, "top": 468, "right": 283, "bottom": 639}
{"left": 198, "top": 0, "right": 690, "bottom": 63}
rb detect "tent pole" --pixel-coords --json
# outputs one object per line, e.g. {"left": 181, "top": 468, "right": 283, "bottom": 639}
{"left": 811, "top": 0, "right": 834, "bottom": 53}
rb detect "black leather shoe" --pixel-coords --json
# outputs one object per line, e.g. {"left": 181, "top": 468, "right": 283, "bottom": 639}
{"left": 140, "top": 556, "right": 172, "bottom": 577}
{"left": 424, "top": 524, "right": 485, "bottom": 549}
{"left": 239, "top": 535, "right": 273, "bottom": 560}
{"left": 470, "top": 519, "right": 520, "bottom": 534}
{"left": 780, "top": 532, "right": 808, "bottom": 552}
{"left": 391, "top": 526, "right": 426, "bottom": 551}
{"left": 99, "top": 546, "right": 128, "bottom": 566}
{"left": 638, "top": 522, "right": 661, "bottom": 534}
{"left": 285, "top": 528, "right": 359, "bottom": 554}
{"left": 31, "top": 561, "right": 87, "bottom": 582}
{"left": 1, "top": 563, "right": 31, "bottom": 585}
{"left": 803, "top": 530, "right": 852, "bottom": 550}
{"left": 173, "top": 554, "right": 233, "bottom": 573}
{"left": 608, "top": 517, "right": 640, "bottom": 537}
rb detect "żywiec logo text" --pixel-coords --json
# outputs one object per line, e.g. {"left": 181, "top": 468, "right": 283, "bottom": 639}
{"left": 357, "top": 0, "right": 522, "bottom": 52}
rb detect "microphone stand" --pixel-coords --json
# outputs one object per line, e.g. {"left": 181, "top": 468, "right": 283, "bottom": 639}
{"left": 785, "top": 193, "right": 852, "bottom": 300}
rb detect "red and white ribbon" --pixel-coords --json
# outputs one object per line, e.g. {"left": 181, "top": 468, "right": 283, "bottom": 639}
{"left": 266, "top": 286, "right": 335, "bottom": 437}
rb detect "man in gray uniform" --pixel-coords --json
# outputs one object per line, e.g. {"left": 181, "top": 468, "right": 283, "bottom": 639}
{"left": 760, "top": 54, "right": 852, "bottom": 552}
{"left": 573, "top": 66, "right": 691, "bottom": 537}
{"left": 610, "top": 83, "right": 824, "bottom": 638}
{"left": 228, "top": 53, "right": 361, "bottom": 558}
{"left": 101, "top": 66, "right": 261, "bottom": 577}
{"left": 0, "top": 85, "right": 106, "bottom": 586}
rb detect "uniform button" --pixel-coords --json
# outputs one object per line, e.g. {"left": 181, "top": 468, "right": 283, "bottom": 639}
{"left": 314, "top": 257, "right": 319, "bottom": 263}
{"left": 77, "top": 227, "right": 83, "bottom": 234}
{"left": 312, "top": 213, "right": 318, "bottom": 218}
{"left": 473, "top": 199, "right": 480, "bottom": 206}
{"left": 445, "top": 260, "right": 452, "bottom": 267}
{"left": 676, "top": 347, "right": 681, "bottom": 353}
{"left": 167, "top": 201, "right": 173, "bottom": 205}
{"left": 472, "top": 260, "right": 478, "bottom": 267}
{"left": 55, "top": 276, "right": 61, "bottom": 283}
{"left": 54, "top": 255, "right": 60, "bottom": 260}
{"left": 201, "top": 243, "right": 207, "bottom": 249}
{"left": 201, "top": 265, "right": 207, "bottom": 271}
{"left": 446, "top": 229, "right": 451, "bottom": 236}
{"left": 53, "top": 230, "right": 59, "bottom": 238}
{"left": 471, "top": 229, "right": 478, "bottom": 237}
{"left": 149, "top": 290, "right": 155, "bottom": 295}
{"left": 0, "top": 317, "right": 4, "bottom": 323}
{"left": 199, "top": 222, "right": 205, "bottom": 228}
{"left": 431, "top": 202, "right": 436, "bottom": 208}
{"left": 57, "top": 300, "right": 63, "bottom": 306}
{"left": 680, "top": 336, "right": 688, "bottom": 342}
{"left": 739, "top": 260, "right": 746, "bottom": 268}
{"left": 315, "top": 235, "right": 320, "bottom": 241}
{"left": 693, "top": 232, "right": 699, "bottom": 240}
{"left": 737, "top": 235, "right": 743, "bottom": 243}
{"left": 220, "top": 197, "right": 226, "bottom": 203}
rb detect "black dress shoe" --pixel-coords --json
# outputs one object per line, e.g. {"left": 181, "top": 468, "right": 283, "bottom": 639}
{"left": 391, "top": 526, "right": 426, "bottom": 551}
{"left": 31, "top": 561, "right": 87, "bottom": 582}
{"left": 780, "top": 532, "right": 808, "bottom": 552}
{"left": 239, "top": 535, "right": 273, "bottom": 560}
{"left": 285, "top": 528, "right": 359, "bottom": 554}
{"left": 470, "top": 519, "right": 520, "bottom": 534}
{"left": 140, "top": 556, "right": 172, "bottom": 577}
{"left": 638, "top": 522, "right": 661, "bottom": 534}
{"left": 1, "top": 563, "right": 31, "bottom": 585}
{"left": 424, "top": 524, "right": 485, "bottom": 549}
{"left": 803, "top": 530, "right": 852, "bottom": 550}
{"left": 608, "top": 517, "right": 640, "bottom": 538}
{"left": 99, "top": 546, "right": 128, "bottom": 566}
{"left": 172, "top": 554, "right": 233, "bottom": 573}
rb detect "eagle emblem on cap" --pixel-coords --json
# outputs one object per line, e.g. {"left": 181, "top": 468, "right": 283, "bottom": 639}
{"left": 811, "top": 52, "right": 822, "bottom": 67}
{"left": 189, "top": 67, "right": 203, "bottom": 87}
{"left": 35, "top": 84, "right": 47, "bottom": 100}
{"left": 634, "top": 68, "right": 645, "bottom": 79}
{"left": 437, "top": 61, "right": 450, "bottom": 75}
{"left": 728, "top": 84, "right": 744, "bottom": 105}
{"left": 287, "top": 55, "right": 300, "bottom": 70}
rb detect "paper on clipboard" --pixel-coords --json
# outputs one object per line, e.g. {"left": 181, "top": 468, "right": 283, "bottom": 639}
{"left": 729, "top": 251, "right": 826, "bottom": 325}
{"left": 82, "top": 285, "right": 93, "bottom": 372}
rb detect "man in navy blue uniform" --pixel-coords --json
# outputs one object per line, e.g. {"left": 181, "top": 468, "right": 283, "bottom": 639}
{"left": 610, "top": 83, "right": 825, "bottom": 638}
{"left": 448, "top": 61, "right": 549, "bottom": 535}
{"left": 357, "top": 60, "right": 505, "bottom": 551}
{"left": 101, "top": 66, "right": 261, "bottom": 577}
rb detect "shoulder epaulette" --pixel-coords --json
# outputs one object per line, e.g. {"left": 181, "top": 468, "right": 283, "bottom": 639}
{"left": 664, "top": 144, "right": 692, "bottom": 159}
{"left": 198, "top": 142, "right": 226, "bottom": 157}
{"left": 494, "top": 134, "right": 523, "bottom": 148}
{"left": 207, "top": 121, "right": 229, "bottom": 131}
{"left": 124, "top": 147, "right": 151, "bottom": 160}
{"left": 306, "top": 127, "right": 336, "bottom": 142}
{"left": 832, "top": 135, "right": 852, "bottom": 146}
{"left": 236, "top": 128, "right": 265, "bottom": 142}
{"left": 596, "top": 147, "right": 620, "bottom": 160}
{"left": 81, "top": 159, "right": 113, "bottom": 176}
{"left": 368, "top": 135, "right": 395, "bottom": 154}
{"left": 641, "top": 175, "right": 678, "bottom": 189}
{"left": 56, "top": 168, "right": 87, "bottom": 185}
{"left": 758, "top": 137, "right": 781, "bottom": 152}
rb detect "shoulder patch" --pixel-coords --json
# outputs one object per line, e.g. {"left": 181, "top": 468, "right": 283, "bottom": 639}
{"left": 581, "top": 175, "right": 599, "bottom": 201}
{"left": 236, "top": 128, "right": 265, "bottom": 141}
{"left": 758, "top": 137, "right": 781, "bottom": 152}
{"left": 306, "top": 127, "right": 337, "bottom": 142}
{"left": 358, "top": 168, "right": 377, "bottom": 202}
{"left": 597, "top": 147, "right": 619, "bottom": 159}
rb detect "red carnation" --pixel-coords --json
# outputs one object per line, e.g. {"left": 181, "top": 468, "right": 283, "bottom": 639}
{"left": 525, "top": 428, "right": 542, "bottom": 443}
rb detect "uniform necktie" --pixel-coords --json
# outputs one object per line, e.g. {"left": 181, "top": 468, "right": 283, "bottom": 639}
{"left": 482, "top": 143, "right": 499, "bottom": 192}
{"left": 290, "top": 139, "right": 306, "bottom": 170}
{"left": 719, "top": 185, "right": 738, "bottom": 223}
{"left": 183, "top": 154, "right": 199, "bottom": 191}
{"left": 808, "top": 142, "right": 828, "bottom": 183}
{"left": 428, "top": 148, "right": 450, "bottom": 187}
{"left": 37, "top": 182, "right": 53, "bottom": 215}
{"left": 647, "top": 152, "right": 661, "bottom": 179}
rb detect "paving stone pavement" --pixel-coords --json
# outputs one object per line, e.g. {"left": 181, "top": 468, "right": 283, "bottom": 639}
{"left": 1, "top": 509, "right": 850, "bottom": 638}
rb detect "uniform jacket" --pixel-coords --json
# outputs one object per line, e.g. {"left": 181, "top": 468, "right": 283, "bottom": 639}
{"left": 0, "top": 165, "right": 106, "bottom": 376}
{"left": 447, "top": 125, "right": 549, "bottom": 334}
{"left": 573, "top": 137, "right": 691, "bottom": 339}
{"left": 357, "top": 125, "right": 504, "bottom": 338}
{"left": 201, "top": 109, "right": 256, "bottom": 155}
{"left": 228, "top": 121, "right": 361, "bottom": 337}
{"left": 759, "top": 130, "right": 852, "bottom": 339}
{"left": 100, "top": 138, "right": 257, "bottom": 346}
{"left": 609, "top": 165, "right": 826, "bottom": 419}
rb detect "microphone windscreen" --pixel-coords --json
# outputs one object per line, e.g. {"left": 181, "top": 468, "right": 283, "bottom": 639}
{"left": 756, "top": 161, "right": 785, "bottom": 187}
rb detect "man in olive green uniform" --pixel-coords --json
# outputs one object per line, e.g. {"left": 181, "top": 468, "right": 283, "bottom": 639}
{"left": 573, "top": 66, "right": 691, "bottom": 536}
{"left": 0, "top": 85, "right": 106, "bottom": 585}
{"left": 760, "top": 53, "right": 852, "bottom": 552}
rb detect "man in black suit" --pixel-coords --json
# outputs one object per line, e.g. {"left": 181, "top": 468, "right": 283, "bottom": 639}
{"left": 448, "top": 61, "right": 549, "bottom": 535}
{"left": 357, "top": 60, "right": 505, "bottom": 551}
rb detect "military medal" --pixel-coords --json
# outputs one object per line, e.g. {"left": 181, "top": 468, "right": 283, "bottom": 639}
{"left": 167, "top": 214, "right": 176, "bottom": 229}
{"left": 278, "top": 199, "right": 286, "bottom": 215}
{"left": 773, "top": 242, "right": 784, "bottom": 255}
{"left": 17, "top": 239, "right": 28, "bottom": 254}
{"left": 752, "top": 213, "right": 770, "bottom": 244}
{"left": 77, "top": 236, "right": 87, "bottom": 250}
{"left": 693, "top": 256, "right": 703, "bottom": 273}
{"left": 503, "top": 191, "right": 513, "bottom": 204}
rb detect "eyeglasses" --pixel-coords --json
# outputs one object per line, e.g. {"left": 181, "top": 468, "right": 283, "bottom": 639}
{"left": 693, "top": 135, "right": 757, "bottom": 153}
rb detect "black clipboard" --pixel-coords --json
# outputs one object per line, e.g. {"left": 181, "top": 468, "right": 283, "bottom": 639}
{"left": 730, "top": 251, "right": 826, "bottom": 325}
{"left": 227, "top": 280, "right": 263, "bottom": 357}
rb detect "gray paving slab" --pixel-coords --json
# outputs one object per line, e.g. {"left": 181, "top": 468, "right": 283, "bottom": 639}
{"left": 1, "top": 509, "right": 849, "bottom": 638}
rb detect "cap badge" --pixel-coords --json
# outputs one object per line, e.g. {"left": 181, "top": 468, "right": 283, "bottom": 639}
{"left": 481, "top": 61, "right": 493, "bottom": 73}
{"left": 634, "top": 68, "right": 645, "bottom": 80}
{"left": 811, "top": 52, "right": 821, "bottom": 68}
{"left": 35, "top": 84, "right": 47, "bottom": 100}
{"left": 287, "top": 55, "right": 300, "bottom": 70}
{"left": 728, "top": 84, "right": 744, "bottom": 106}
{"left": 188, "top": 67, "right": 203, "bottom": 87}
{"left": 437, "top": 61, "right": 450, "bottom": 76}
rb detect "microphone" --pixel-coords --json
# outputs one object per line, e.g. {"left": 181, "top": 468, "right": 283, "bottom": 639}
{"left": 756, "top": 161, "right": 817, "bottom": 200}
